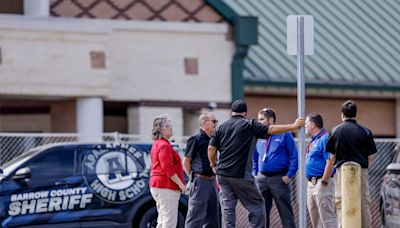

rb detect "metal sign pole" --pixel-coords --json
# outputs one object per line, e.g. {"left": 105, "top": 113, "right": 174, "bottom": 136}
{"left": 297, "top": 16, "right": 307, "bottom": 228}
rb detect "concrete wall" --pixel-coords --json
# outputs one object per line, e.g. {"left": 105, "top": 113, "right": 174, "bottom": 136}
{"left": 183, "top": 108, "right": 231, "bottom": 136}
{"left": 108, "top": 28, "right": 232, "bottom": 102}
{"left": 183, "top": 109, "right": 202, "bottom": 136}
{"left": 127, "top": 105, "right": 231, "bottom": 141}
{"left": 0, "top": 15, "right": 233, "bottom": 103}
{"left": 0, "top": 28, "right": 109, "bottom": 96}
{"left": 207, "top": 108, "right": 231, "bottom": 126}
{"left": 0, "top": 15, "right": 233, "bottom": 136}
{"left": 128, "top": 106, "right": 183, "bottom": 142}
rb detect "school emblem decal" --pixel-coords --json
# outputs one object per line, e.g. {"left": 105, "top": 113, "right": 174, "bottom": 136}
{"left": 83, "top": 143, "right": 151, "bottom": 204}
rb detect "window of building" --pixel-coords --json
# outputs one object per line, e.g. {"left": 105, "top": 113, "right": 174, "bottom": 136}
{"left": 184, "top": 58, "right": 199, "bottom": 75}
{"left": 0, "top": 0, "right": 23, "bottom": 14}
{"left": 104, "top": 102, "right": 128, "bottom": 133}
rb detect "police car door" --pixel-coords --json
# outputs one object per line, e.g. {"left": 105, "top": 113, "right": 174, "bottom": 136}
{"left": 3, "top": 147, "right": 88, "bottom": 227}
{"left": 79, "top": 144, "right": 151, "bottom": 220}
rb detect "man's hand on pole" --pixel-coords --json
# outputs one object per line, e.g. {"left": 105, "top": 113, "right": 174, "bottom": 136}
{"left": 294, "top": 118, "right": 305, "bottom": 129}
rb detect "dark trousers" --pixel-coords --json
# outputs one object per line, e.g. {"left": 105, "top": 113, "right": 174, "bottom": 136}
{"left": 185, "top": 176, "right": 219, "bottom": 228}
{"left": 255, "top": 174, "right": 296, "bottom": 228}
{"left": 218, "top": 175, "right": 265, "bottom": 228}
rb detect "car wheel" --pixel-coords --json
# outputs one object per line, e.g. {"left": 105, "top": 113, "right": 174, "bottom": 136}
{"left": 138, "top": 207, "right": 157, "bottom": 228}
{"left": 138, "top": 206, "right": 186, "bottom": 228}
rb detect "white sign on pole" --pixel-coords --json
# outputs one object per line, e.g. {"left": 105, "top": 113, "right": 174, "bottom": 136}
{"left": 287, "top": 15, "right": 314, "bottom": 55}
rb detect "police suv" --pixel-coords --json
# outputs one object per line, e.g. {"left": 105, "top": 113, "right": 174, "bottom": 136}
{"left": 0, "top": 143, "right": 188, "bottom": 228}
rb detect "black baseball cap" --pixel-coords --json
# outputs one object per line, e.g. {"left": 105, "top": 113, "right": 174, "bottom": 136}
{"left": 231, "top": 99, "right": 247, "bottom": 112}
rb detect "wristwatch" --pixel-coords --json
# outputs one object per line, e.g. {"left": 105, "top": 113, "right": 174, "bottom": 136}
{"left": 321, "top": 179, "right": 328, "bottom": 186}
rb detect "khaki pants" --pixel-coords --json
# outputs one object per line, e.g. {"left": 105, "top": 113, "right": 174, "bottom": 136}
{"left": 307, "top": 177, "right": 337, "bottom": 228}
{"left": 335, "top": 168, "right": 371, "bottom": 228}
{"left": 150, "top": 187, "right": 181, "bottom": 228}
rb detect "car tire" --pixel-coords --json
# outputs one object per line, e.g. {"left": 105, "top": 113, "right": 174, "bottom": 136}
{"left": 138, "top": 206, "right": 185, "bottom": 228}
{"left": 138, "top": 207, "right": 157, "bottom": 228}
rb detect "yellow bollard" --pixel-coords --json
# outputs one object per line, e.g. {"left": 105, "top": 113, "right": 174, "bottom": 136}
{"left": 341, "top": 161, "right": 361, "bottom": 228}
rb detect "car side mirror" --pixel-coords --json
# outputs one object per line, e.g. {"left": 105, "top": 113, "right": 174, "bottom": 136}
{"left": 12, "top": 167, "right": 31, "bottom": 181}
{"left": 386, "top": 163, "right": 400, "bottom": 174}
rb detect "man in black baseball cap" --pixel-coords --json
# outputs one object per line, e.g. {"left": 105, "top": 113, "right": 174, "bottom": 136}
{"left": 209, "top": 99, "right": 304, "bottom": 228}
{"left": 231, "top": 99, "right": 247, "bottom": 113}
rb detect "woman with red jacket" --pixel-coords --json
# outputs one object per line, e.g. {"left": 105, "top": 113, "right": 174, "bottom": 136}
{"left": 150, "top": 114, "right": 187, "bottom": 228}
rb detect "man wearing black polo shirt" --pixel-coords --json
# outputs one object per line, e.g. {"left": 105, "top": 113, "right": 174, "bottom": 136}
{"left": 208, "top": 99, "right": 304, "bottom": 228}
{"left": 326, "top": 100, "right": 377, "bottom": 228}
{"left": 184, "top": 112, "right": 219, "bottom": 228}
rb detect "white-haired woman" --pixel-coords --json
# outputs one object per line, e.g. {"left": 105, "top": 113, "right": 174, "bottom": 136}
{"left": 149, "top": 114, "right": 186, "bottom": 228}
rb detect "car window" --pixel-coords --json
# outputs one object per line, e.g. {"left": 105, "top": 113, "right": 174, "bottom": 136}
{"left": 27, "top": 148, "right": 75, "bottom": 179}
{"left": 1, "top": 149, "right": 38, "bottom": 169}
{"left": 395, "top": 149, "right": 400, "bottom": 163}
{"left": 1, "top": 149, "right": 39, "bottom": 177}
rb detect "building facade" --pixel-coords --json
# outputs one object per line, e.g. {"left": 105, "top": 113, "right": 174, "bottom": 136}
{"left": 1, "top": 0, "right": 400, "bottom": 139}
{"left": 0, "top": 0, "right": 235, "bottom": 142}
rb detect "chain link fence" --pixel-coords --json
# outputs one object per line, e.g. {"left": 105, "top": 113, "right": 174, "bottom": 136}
{"left": 236, "top": 138, "right": 399, "bottom": 228}
{"left": 0, "top": 133, "right": 397, "bottom": 228}
{"left": 0, "top": 132, "right": 148, "bottom": 165}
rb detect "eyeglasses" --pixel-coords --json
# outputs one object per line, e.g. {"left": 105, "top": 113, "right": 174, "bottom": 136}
{"left": 208, "top": 119, "right": 218, "bottom": 124}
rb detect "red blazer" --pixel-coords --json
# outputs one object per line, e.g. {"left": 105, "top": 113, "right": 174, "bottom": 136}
{"left": 150, "top": 138, "right": 184, "bottom": 190}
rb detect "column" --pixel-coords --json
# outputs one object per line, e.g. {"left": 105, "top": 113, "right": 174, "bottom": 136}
{"left": 77, "top": 97, "right": 103, "bottom": 142}
{"left": 24, "top": 0, "right": 50, "bottom": 17}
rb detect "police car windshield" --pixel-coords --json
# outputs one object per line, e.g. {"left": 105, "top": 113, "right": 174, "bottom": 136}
{"left": 1, "top": 149, "right": 39, "bottom": 177}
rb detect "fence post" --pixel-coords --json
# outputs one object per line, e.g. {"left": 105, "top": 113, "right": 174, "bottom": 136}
{"left": 341, "top": 161, "right": 361, "bottom": 227}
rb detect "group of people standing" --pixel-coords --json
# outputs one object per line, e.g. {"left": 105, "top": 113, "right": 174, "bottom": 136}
{"left": 148, "top": 99, "right": 376, "bottom": 228}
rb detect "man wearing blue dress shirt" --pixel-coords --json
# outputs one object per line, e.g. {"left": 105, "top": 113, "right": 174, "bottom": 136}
{"left": 305, "top": 112, "right": 337, "bottom": 228}
{"left": 253, "top": 108, "right": 298, "bottom": 228}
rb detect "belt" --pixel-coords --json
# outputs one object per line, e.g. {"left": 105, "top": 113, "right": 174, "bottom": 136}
{"left": 194, "top": 173, "right": 213, "bottom": 180}
{"left": 308, "top": 174, "right": 334, "bottom": 185}
{"left": 260, "top": 169, "right": 288, "bottom": 177}
{"left": 308, "top": 176, "right": 323, "bottom": 185}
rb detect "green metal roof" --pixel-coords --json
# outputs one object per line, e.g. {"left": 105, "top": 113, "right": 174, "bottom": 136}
{"left": 223, "top": 0, "right": 400, "bottom": 91}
